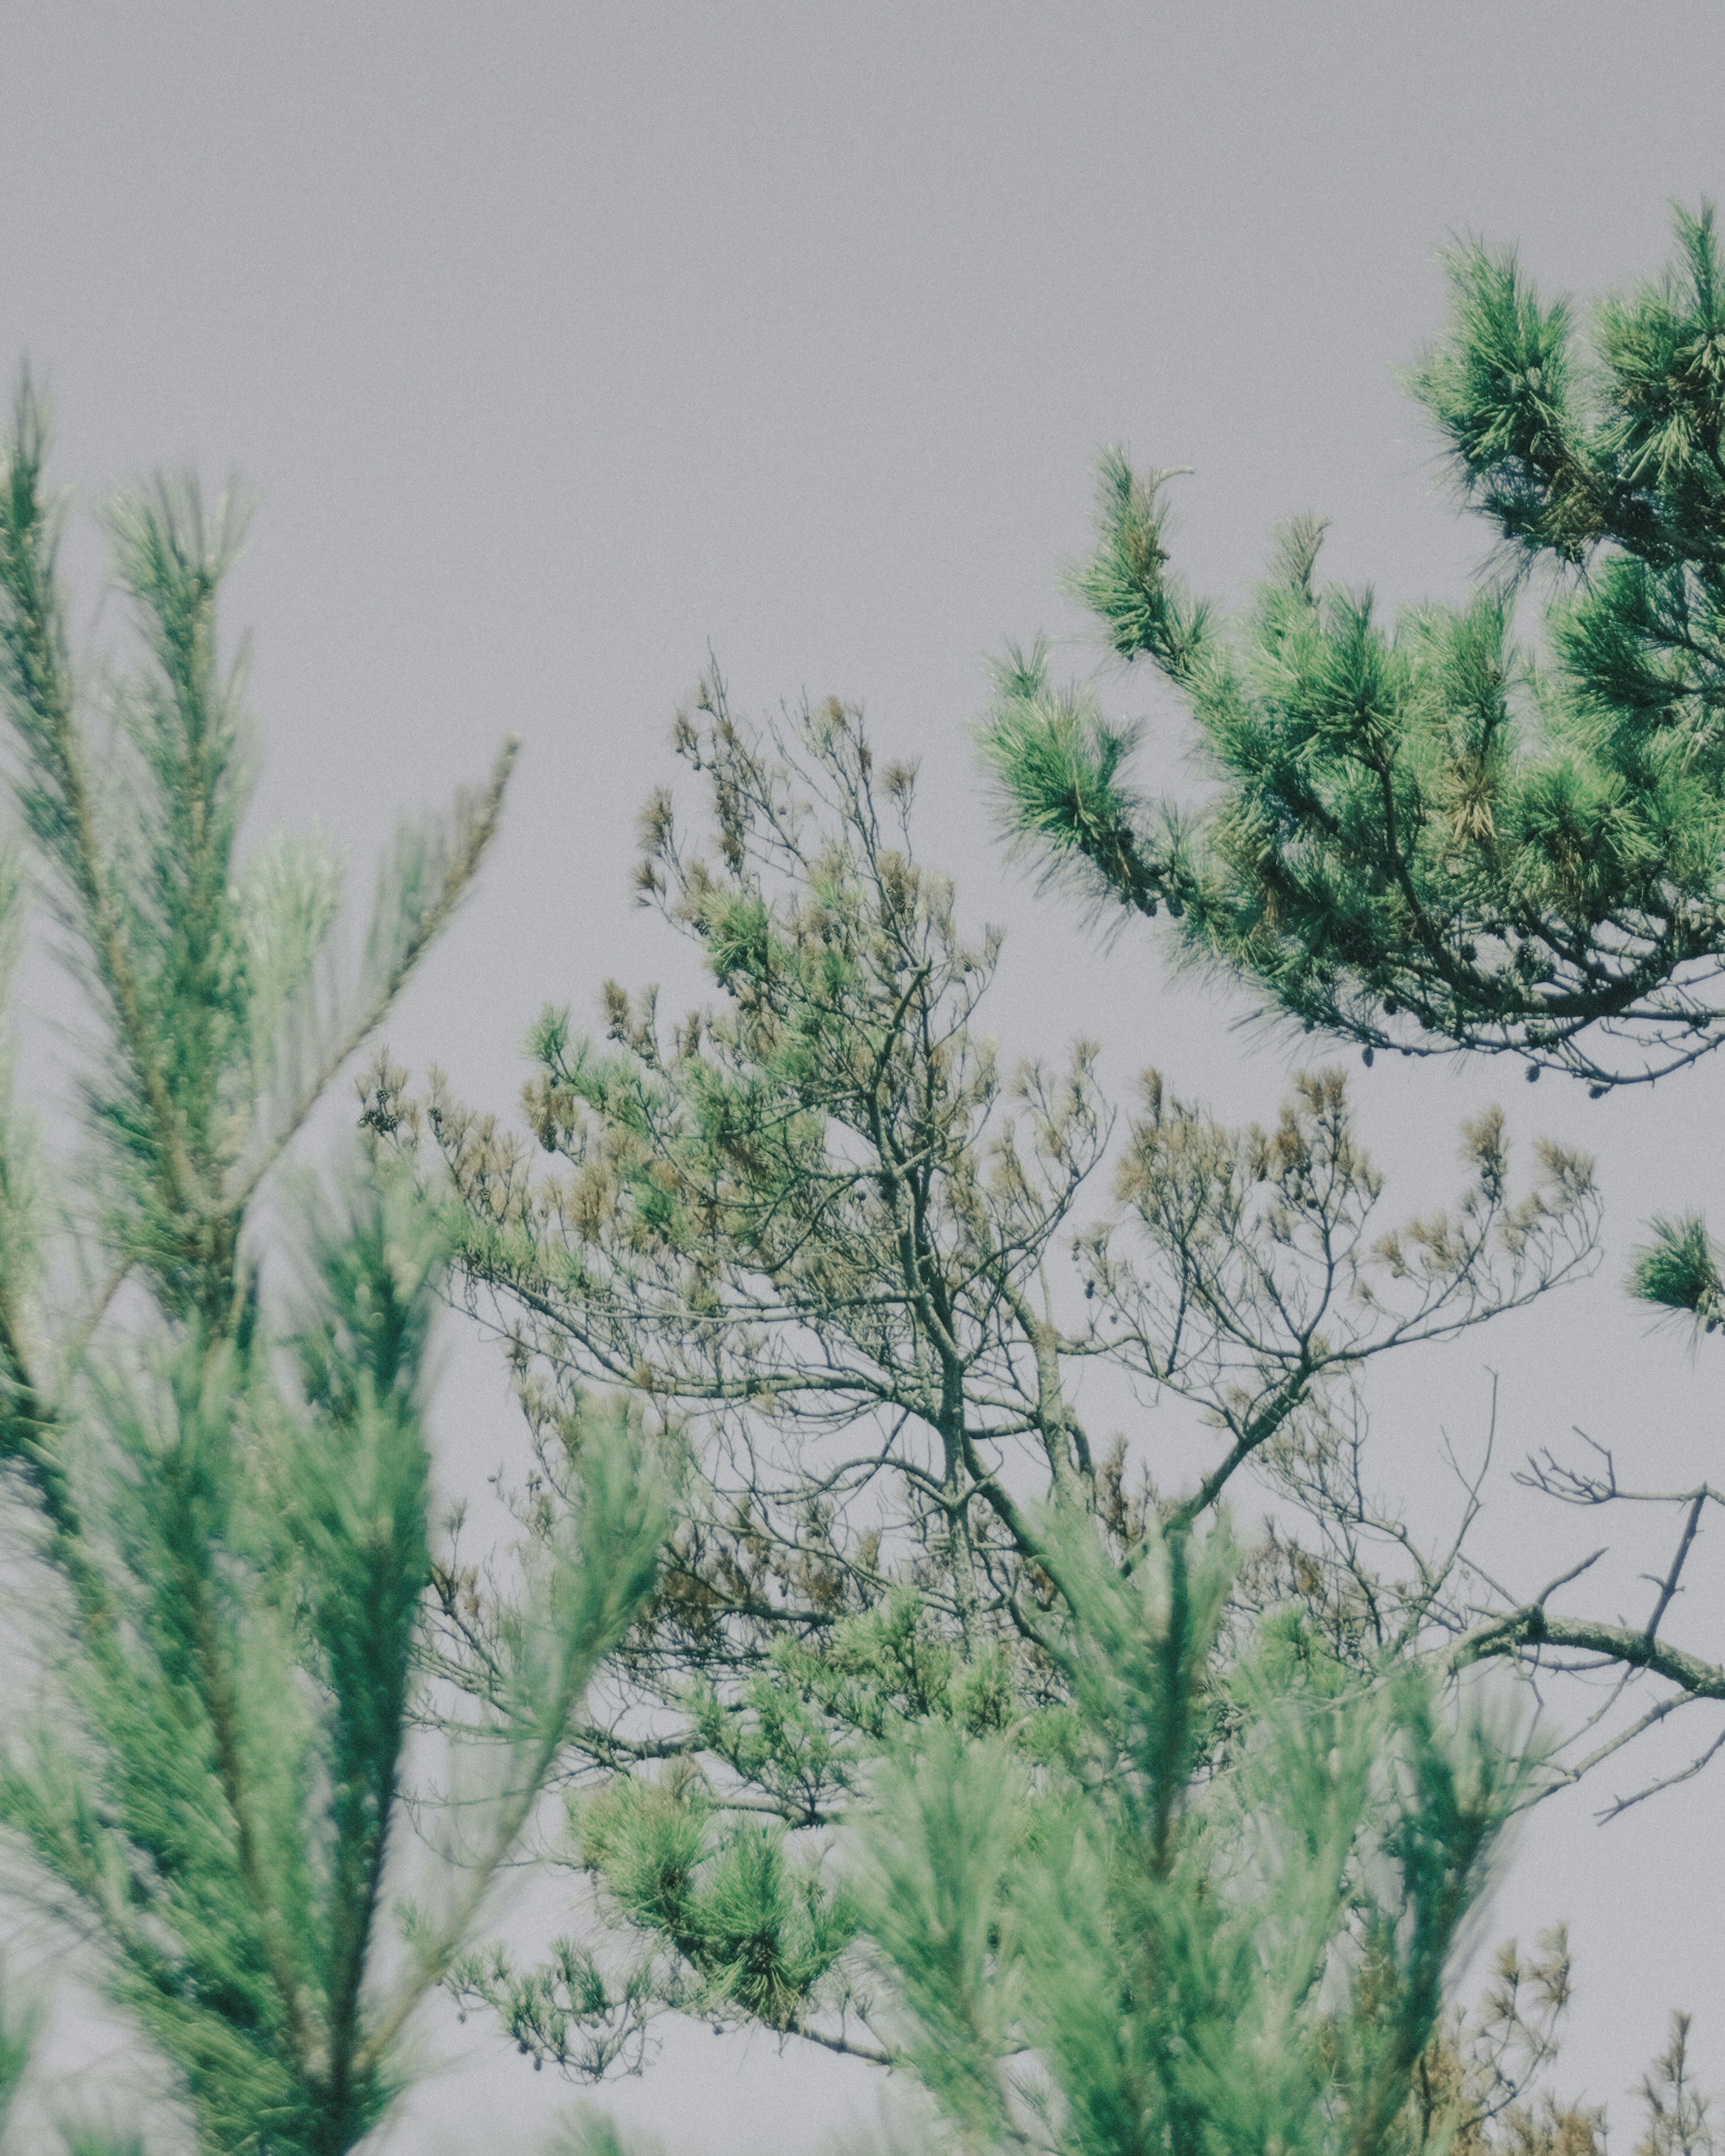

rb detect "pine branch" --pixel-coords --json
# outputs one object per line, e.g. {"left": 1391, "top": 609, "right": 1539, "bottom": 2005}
{"left": 1455, "top": 1604, "right": 1725, "bottom": 1703}
{"left": 234, "top": 735, "right": 518, "bottom": 1209}
{"left": 0, "top": 388, "right": 205, "bottom": 1221}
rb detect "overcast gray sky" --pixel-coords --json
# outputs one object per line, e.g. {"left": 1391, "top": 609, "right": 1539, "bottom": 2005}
{"left": 4, "top": 4, "right": 1724, "bottom": 2150}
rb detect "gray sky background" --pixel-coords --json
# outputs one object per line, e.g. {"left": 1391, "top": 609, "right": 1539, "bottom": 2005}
{"left": 4, "top": 4, "right": 1724, "bottom": 2150}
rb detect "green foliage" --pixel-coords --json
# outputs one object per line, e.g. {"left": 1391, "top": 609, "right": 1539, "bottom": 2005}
{"left": 543, "top": 2111, "right": 669, "bottom": 2156}
{"left": 1062, "top": 450, "right": 1214, "bottom": 675}
{"left": 978, "top": 204, "right": 1725, "bottom": 1095}
{"left": 0, "top": 381, "right": 668, "bottom": 2153}
{"left": 0, "top": 836, "right": 46, "bottom": 1475}
{"left": 578, "top": 1774, "right": 858, "bottom": 2028}
{"left": 0, "top": 1198, "right": 668, "bottom": 2156}
{"left": 0, "top": 1962, "right": 40, "bottom": 2141}
{"left": 4, "top": 1193, "right": 445, "bottom": 2152}
{"left": 856, "top": 1510, "right": 1537, "bottom": 2156}
{"left": 976, "top": 201, "right": 1725, "bottom": 1804}
{"left": 379, "top": 682, "right": 1604, "bottom": 2080}
{"left": 1627, "top": 1213, "right": 1725, "bottom": 1329}
{"left": 0, "top": 373, "right": 515, "bottom": 1345}
{"left": 976, "top": 636, "right": 1178, "bottom": 920}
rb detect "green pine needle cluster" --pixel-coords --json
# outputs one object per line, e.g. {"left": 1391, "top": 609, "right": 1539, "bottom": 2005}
{"left": 858, "top": 1511, "right": 1537, "bottom": 2156}
{"left": 1628, "top": 1212, "right": 1725, "bottom": 1329}
{"left": 0, "top": 381, "right": 670, "bottom": 2154}
{"left": 978, "top": 204, "right": 1725, "bottom": 1092}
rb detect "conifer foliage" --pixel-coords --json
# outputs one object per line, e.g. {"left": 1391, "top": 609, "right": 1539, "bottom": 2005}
{"left": 858, "top": 1512, "right": 1534, "bottom": 2156}
{"left": 976, "top": 206, "right": 1725, "bottom": 1795}
{"left": 388, "top": 680, "right": 1597, "bottom": 2081}
{"left": 978, "top": 205, "right": 1725, "bottom": 1096}
{"left": 0, "top": 382, "right": 669, "bottom": 2154}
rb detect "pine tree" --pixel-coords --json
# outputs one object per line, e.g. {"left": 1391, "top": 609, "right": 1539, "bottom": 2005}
{"left": 0, "top": 380, "right": 670, "bottom": 2154}
{"left": 380, "top": 679, "right": 1597, "bottom": 2078}
{"left": 974, "top": 205, "right": 1725, "bottom": 1798}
